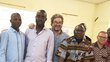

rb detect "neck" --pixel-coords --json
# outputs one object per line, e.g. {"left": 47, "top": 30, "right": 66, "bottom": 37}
{"left": 52, "top": 29, "right": 62, "bottom": 36}
{"left": 36, "top": 26, "right": 43, "bottom": 34}
{"left": 11, "top": 26, "right": 19, "bottom": 32}
{"left": 97, "top": 42, "right": 104, "bottom": 49}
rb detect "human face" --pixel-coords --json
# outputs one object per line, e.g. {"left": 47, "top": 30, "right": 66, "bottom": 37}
{"left": 36, "top": 12, "right": 47, "bottom": 27}
{"left": 10, "top": 13, "right": 21, "bottom": 29}
{"left": 51, "top": 18, "right": 63, "bottom": 31}
{"left": 74, "top": 26, "right": 85, "bottom": 39}
{"left": 97, "top": 33, "right": 107, "bottom": 45}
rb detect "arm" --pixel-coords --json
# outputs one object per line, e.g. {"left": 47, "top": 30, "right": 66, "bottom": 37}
{"left": 58, "top": 51, "right": 69, "bottom": 62}
{"left": 83, "top": 45, "right": 94, "bottom": 62}
{"left": 59, "top": 57, "right": 64, "bottom": 62}
{"left": 0, "top": 32, "right": 8, "bottom": 62}
{"left": 24, "top": 29, "right": 29, "bottom": 59}
{"left": 57, "top": 40, "right": 68, "bottom": 62}
{"left": 46, "top": 32, "right": 54, "bottom": 62}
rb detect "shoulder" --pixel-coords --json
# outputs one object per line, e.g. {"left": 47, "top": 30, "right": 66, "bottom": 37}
{"left": 45, "top": 28, "right": 54, "bottom": 34}
{"left": 92, "top": 42, "right": 97, "bottom": 46}
{"left": 20, "top": 31, "right": 25, "bottom": 36}
{"left": 84, "top": 35, "right": 92, "bottom": 44}
{"left": 62, "top": 32, "right": 69, "bottom": 37}
{"left": 85, "top": 36, "right": 91, "bottom": 42}
{"left": 63, "top": 36, "right": 74, "bottom": 43}
{"left": 1, "top": 29, "right": 9, "bottom": 35}
{"left": 25, "top": 28, "right": 33, "bottom": 33}
{"left": 60, "top": 36, "right": 74, "bottom": 48}
{"left": 0, "top": 29, "right": 10, "bottom": 38}
{"left": 25, "top": 28, "right": 35, "bottom": 36}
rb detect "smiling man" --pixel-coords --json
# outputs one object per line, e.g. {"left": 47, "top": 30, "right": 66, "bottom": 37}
{"left": 92, "top": 31, "right": 108, "bottom": 62}
{"left": 0, "top": 13, "right": 25, "bottom": 62}
{"left": 50, "top": 14, "right": 69, "bottom": 62}
{"left": 57, "top": 23, "right": 94, "bottom": 62}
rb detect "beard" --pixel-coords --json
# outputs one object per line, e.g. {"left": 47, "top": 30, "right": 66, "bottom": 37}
{"left": 36, "top": 19, "right": 45, "bottom": 28}
{"left": 54, "top": 27, "right": 62, "bottom": 31}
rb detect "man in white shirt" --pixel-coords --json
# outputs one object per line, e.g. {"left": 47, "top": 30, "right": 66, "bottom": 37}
{"left": 0, "top": 13, "right": 25, "bottom": 62}
{"left": 24, "top": 10, "right": 54, "bottom": 62}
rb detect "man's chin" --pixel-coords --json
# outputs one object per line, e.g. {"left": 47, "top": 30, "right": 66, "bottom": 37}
{"left": 55, "top": 28, "right": 61, "bottom": 30}
{"left": 54, "top": 29, "right": 60, "bottom": 31}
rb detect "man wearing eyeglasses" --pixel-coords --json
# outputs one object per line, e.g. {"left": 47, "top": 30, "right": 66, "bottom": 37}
{"left": 92, "top": 31, "right": 108, "bottom": 62}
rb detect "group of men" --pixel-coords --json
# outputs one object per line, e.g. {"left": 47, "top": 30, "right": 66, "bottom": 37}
{"left": 0, "top": 9, "right": 110, "bottom": 62}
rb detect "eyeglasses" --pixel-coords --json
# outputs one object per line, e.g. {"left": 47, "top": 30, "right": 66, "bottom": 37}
{"left": 98, "top": 36, "right": 107, "bottom": 39}
{"left": 74, "top": 30, "right": 85, "bottom": 34}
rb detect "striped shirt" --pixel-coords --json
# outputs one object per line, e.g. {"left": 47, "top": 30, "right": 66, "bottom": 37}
{"left": 92, "top": 42, "right": 108, "bottom": 62}
{"left": 57, "top": 36, "right": 94, "bottom": 62}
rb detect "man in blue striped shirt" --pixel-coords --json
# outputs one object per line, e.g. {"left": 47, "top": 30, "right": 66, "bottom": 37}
{"left": 0, "top": 13, "right": 25, "bottom": 62}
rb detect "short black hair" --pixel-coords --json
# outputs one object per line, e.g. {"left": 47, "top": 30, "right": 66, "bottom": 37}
{"left": 107, "top": 28, "right": 110, "bottom": 33}
{"left": 36, "top": 9, "right": 47, "bottom": 17}
{"left": 11, "top": 13, "right": 21, "bottom": 20}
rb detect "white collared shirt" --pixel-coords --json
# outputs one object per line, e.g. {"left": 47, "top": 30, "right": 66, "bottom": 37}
{"left": 25, "top": 27, "right": 54, "bottom": 62}
{"left": 0, "top": 27, "right": 25, "bottom": 62}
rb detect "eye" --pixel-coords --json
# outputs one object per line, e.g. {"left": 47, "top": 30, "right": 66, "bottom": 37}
{"left": 13, "top": 18, "right": 17, "bottom": 21}
{"left": 13, "top": 18, "right": 21, "bottom": 22}
{"left": 19, "top": 19, "right": 21, "bottom": 21}
{"left": 99, "top": 36, "right": 107, "bottom": 39}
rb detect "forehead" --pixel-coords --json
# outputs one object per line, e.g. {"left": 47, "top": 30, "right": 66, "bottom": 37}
{"left": 75, "top": 26, "right": 85, "bottom": 31}
{"left": 36, "top": 11, "right": 47, "bottom": 17}
{"left": 53, "top": 18, "right": 62, "bottom": 22}
{"left": 99, "top": 32, "right": 107, "bottom": 36}
{"left": 11, "top": 13, "right": 21, "bottom": 19}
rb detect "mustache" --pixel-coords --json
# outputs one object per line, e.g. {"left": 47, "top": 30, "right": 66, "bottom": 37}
{"left": 36, "top": 19, "right": 45, "bottom": 27}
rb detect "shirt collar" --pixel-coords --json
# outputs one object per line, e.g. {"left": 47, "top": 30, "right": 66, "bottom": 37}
{"left": 75, "top": 35, "right": 86, "bottom": 43}
{"left": 94, "top": 42, "right": 106, "bottom": 49}
{"left": 50, "top": 28, "right": 63, "bottom": 34}
{"left": 10, "top": 27, "right": 20, "bottom": 33}
{"left": 34, "top": 27, "right": 47, "bottom": 32}
{"left": 43, "top": 27, "right": 47, "bottom": 30}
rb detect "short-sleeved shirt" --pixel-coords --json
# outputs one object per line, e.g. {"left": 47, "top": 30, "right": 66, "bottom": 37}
{"left": 92, "top": 42, "right": 108, "bottom": 62}
{"left": 57, "top": 36, "right": 94, "bottom": 62}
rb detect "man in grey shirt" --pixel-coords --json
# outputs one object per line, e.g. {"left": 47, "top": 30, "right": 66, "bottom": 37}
{"left": 50, "top": 14, "right": 69, "bottom": 62}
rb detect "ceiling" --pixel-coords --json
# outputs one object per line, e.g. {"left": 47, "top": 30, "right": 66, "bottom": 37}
{"left": 78, "top": 0, "right": 110, "bottom": 4}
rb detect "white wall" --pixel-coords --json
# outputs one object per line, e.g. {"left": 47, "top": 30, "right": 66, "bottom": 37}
{"left": 0, "top": 0, "right": 96, "bottom": 40}
{"left": 93, "top": 1, "right": 110, "bottom": 42}
{"left": 0, "top": 6, "right": 35, "bottom": 33}
{"left": 43, "top": 0, "right": 96, "bottom": 38}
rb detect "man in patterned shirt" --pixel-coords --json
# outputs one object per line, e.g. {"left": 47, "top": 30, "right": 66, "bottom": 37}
{"left": 92, "top": 31, "right": 108, "bottom": 62}
{"left": 57, "top": 23, "right": 94, "bottom": 62}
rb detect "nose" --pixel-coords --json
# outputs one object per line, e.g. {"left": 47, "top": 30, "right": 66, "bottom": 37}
{"left": 16, "top": 19, "right": 21, "bottom": 22}
{"left": 55, "top": 22, "right": 62, "bottom": 25}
